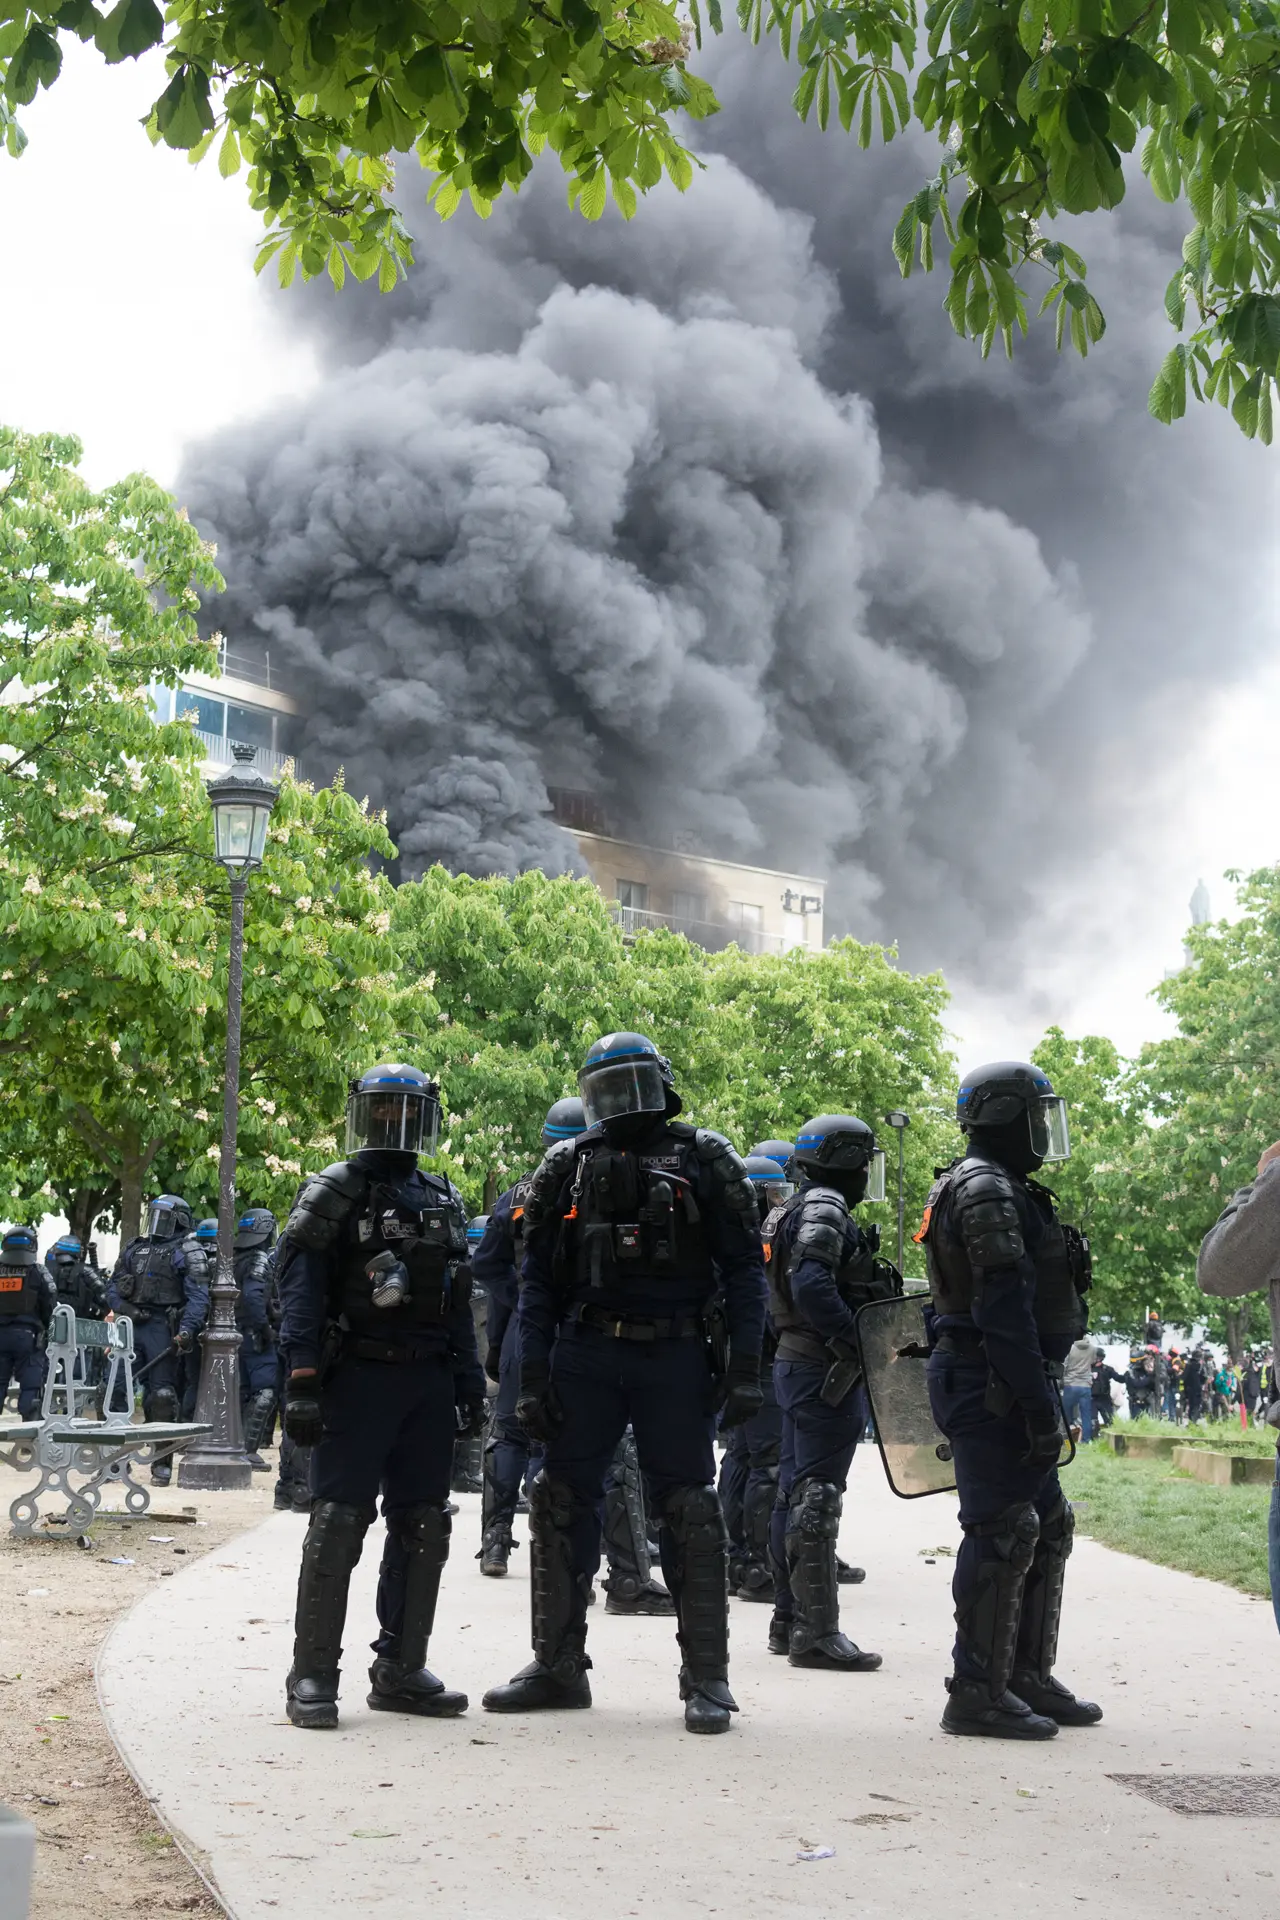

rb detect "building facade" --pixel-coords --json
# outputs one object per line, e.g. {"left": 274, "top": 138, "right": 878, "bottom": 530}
{"left": 570, "top": 829, "right": 824, "bottom": 955}
{"left": 150, "top": 645, "right": 302, "bottom": 777}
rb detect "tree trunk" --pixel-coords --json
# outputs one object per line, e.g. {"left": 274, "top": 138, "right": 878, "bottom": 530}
{"left": 482, "top": 1169, "right": 499, "bottom": 1212}
{"left": 119, "top": 1125, "right": 144, "bottom": 1245}
{"left": 1222, "top": 1300, "right": 1251, "bottom": 1366}
{"left": 67, "top": 1186, "right": 113, "bottom": 1246}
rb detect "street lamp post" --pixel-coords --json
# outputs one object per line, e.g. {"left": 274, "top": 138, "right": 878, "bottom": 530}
{"left": 178, "top": 743, "right": 279, "bottom": 1492}
{"left": 884, "top": 1110, "right": 910, "bottom": 1276}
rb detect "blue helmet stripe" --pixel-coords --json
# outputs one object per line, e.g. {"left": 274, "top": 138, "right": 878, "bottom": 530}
{"left": 589, "top": 1044, "right": 657, "bottom": 1063}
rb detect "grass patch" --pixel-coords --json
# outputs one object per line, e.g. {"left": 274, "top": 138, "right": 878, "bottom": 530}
{"left": 1064, "top": 1443, "right": 1274, "bottom": 1598}
{"left": 1118, "top": 1414, "right": 1277, "bottom": 1456}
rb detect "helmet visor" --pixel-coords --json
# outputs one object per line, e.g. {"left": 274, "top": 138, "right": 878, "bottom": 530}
{"left": 346, "top": 1088, "right": 440, "bottom": 1156}
{"left": 752, "top": 1175, "right": 794, "bottom": 1213}
{"left": 1029, "top": 1095, "right": 1071, "bottom": 1163}
{"left": 864, "top": 1149, "right": 887, "bottom": 1204}
{"left": 146, "top": 1202, "right": 182, "bottom": 1239}
{"left": 578, "top": 1059, "right": 667, "bottom": 1127}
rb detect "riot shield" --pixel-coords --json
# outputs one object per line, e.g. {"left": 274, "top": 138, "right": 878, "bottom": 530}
{"left": 855, "top": 1292, "right": 956, "bottom": 1499}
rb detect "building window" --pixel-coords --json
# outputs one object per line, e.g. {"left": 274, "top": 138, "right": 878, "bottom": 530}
{"left": 671, "top": 890, "right": 707, "bottom": 926}
{"left": 177, "top": 689, "right": 226, "bottom": 738}
{"left": 727, "top": 901, "right": 764, "bottom": 932}
{"left": 228, "top": 702, "right": 274, "bottom": 752}
{"left": 617, "top": 880, "right": 649, "bottom": 912}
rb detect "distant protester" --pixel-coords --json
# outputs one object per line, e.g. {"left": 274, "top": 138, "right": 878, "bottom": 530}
{"left": 1063, "top": 1335, "right": 1097, "bottom": 1443}
{"left": 1197, "top": 1142, "right": 1280, "bottom": 1635}
{"left": 1090, "top": 1351, "right": 1125, "bottom": 1430}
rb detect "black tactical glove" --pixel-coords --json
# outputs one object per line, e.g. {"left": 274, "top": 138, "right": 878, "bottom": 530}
{"left": 717, "top": 1351, "right": 764, "bottom": 1430}
{"left": 483, "top": 1344, "right": 503, "bottom": 1383}
{"left": 516, "top": 1369, "right": 563, "bottom": 1444}
{"left": 284, "top": 1373, "right": 324, "bottom": 1447}
{"left": 174, "top": 1328, "right": 194, "bottom": 1354}
{"left": 1020, "top": 1405, "right": 1064, "bottom": 1468}
{"left": 456, "top": 1397, "right": 488, "bottom": 1438}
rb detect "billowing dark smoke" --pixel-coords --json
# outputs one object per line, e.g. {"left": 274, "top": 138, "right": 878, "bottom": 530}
{"left": 181, "top": 32, "right": 1275, "bottom": 1002}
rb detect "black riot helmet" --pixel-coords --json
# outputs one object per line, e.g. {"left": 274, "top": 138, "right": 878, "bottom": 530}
{"left": 234, "top": 1207, "right": 278, "bottom": 1252}
{"left": 466, "top": 1215, "right": 489, "bottom": 1249}
{"left": 744, "top": 1153, "right": 794, "bottom": 1218}
{"left": 750, "top": 1138, "right": 796, "bottom": 1175}
{"left": 146, "top": 1195, "right": 193, "bottom": 1241}
{"left": 1, "top": 1226, "right": 39, "bottom": 1268}
{"left": 346, "top": 1063, "right": 441, "bottom": 1157}
{"left": 577, "top": 1033, "right": 681, "bottom": 1128}
{"left": 194, "top": 1218, "right": 219, "bottom": 1246}
{"left": 50, "top": 1236, "right": 82, "bottom": 1267}
{"left": 542, "top": 1097, "right": 587, "bottom": 1148}
{"left": 793, "top": 1116, "right": 887, "bottom": 1204}
{"left": 956, "top": 1061, "right": 1070, "bottom": 1169}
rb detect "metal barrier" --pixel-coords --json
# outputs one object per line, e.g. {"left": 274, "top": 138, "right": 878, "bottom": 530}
{"left": 41, "top": 1305, "right": 136, "bottom": 1422}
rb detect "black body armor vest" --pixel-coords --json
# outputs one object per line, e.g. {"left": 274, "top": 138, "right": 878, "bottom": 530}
{"left": 922, "top": 1158, "right": 1090, "bottom": 1362}
{"left": 50, "top": 1259, "right": 103, "bottom": 1319}
{"left": 118, "top": 1238, "right": 186, "bottom": 1308}
{"left": 556, "top": 1127, "right": 715, "bottom": 1307}
{"left": 0, "top": 1263, "right": 41, "bottom": 1319}
{"left": 766, "top": 1188, "right": 894, "bottom": 1357}
{"left": 334, "top": 1170, "right": 469, "bottom": 1338}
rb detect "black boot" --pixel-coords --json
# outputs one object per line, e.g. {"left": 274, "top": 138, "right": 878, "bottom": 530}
{"left": 1009, "top": 1669, "right": 1103, "bottom": 1726}
{"left": 287, "top": 1501, "right": 369, "bottom": 1730}
{"left": 451, "top": 1433, "right": 483, "bottom": 1495}
{"left": 479, "top": 1522, "right": 514, "bottom": 1577}
{"left": 371, "top": 1504, "right": 466, "bottom": 1716}
{"left": 784, "top": 1481, "right": 881, "bottom": 1672}
{"left": 942, "top": 1675, "right": 1058, "bottom": 1740}
{"left": 1012, "top": 1493, "right": 1101, "bottom": 1725}
{"left": 368, "top": 1657, "right": 468, "bottom": 1717}
{"left": 483, "top": 1472, "right": 594, "bottom": 1714}
{"left": 767, "top": 1611, "right": 790, "bottom": 1655}
{"left": 602, "top": 1430, "right": 673, "bottom": 1613}
{"left": 661, "top": 1484, "right": 737, "bottom": 1736}
{"left": 836, "top": 1557, "right": 866, "bottom": 1584}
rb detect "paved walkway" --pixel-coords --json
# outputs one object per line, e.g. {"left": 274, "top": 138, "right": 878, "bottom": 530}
{"left": 97, "top": 1451, "right": 1278, "bottom": 1919}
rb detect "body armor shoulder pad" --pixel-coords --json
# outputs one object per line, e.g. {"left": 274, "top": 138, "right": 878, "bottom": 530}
{"left": 692, "top": 1128, "right": 757, "bottom": 1216}
{"left": 522, "top": 1138, "right": 578, "bottom": 1228}
{"left": 950, "top": 1156, "right": 1025, "bottom": 1268}
{"left": 285, "top": 1159, "right": 369, "bottom": 1250}
{"left": 180, "top": 1234, "right": 212, "bottom": 1283}
{"left": 792, "top": 1185, "right": 851, "bottom": 1267}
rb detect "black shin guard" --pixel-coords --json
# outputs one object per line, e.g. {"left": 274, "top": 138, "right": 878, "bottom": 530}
{"left": 602, "top": 1431, "right": 653, "bottom": 1598}
{"left": 383, "top": 1503, "right": 451, "bottom": 1671}
{"left": 957, "top": 1501, "right": 1039, "bottom": 1700}
{"left": 740, "top": 1468, "right": 778, "bottom": 1595}
{"left": 661, "top": 1484, "right": 733, "bottom": 1693}
{"left": 1015, "top": 1493, "right": 1073, "bottom": 1684}
{"left": 529, "top": 1472, "right": 591, "bottom": 1681}
{"left": 292, "top": 1500, "right": 370, "bottom": 1679}
{"left": 784, "top": 1479, "right": 841, "bottom": 1650}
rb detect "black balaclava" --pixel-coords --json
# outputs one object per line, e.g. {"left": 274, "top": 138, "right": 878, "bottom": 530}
{"left": 600, "top": 1111, "right": 668, "bottom": 1150}
{"left": 966, "top": 1115, "right": 1044, "bottom": 1179}
{"left": 804, "top": 1165, "right": 869, "bottom": 1208}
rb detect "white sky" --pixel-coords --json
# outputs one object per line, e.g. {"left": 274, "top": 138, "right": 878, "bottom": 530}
{"left": 3, "top": 44, "right": 1278, "bottom": 1072}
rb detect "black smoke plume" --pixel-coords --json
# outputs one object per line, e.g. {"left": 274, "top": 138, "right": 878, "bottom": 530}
{"left": 180, "top": 32, "right": 1276, "bottom": 1011}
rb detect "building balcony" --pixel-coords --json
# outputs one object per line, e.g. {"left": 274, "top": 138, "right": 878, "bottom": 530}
{"left": 189, "top": 728, "right": 303, "bottom": 781}
{"left": 608, "top": 901, "right": 807, "bottom": 956}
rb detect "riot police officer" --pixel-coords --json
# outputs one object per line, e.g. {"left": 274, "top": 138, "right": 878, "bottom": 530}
{"left": 231, "top": 1208, "right": 279, "bottom": 1471}
{"left": 720, "top": 1154, "right": 792, "bottom": 1602}
{"left": 920, "top": 1061, "right": 1101, "bottom": 1740}
{"left": 483, "top": 1033, "right": 767, "bottom": 1736}
{"left": 0, "top": 1227, "right": 56, "bottom": 1417}
{"left": 473, "top": 1099, "right": 584, "bottom": 1577}
{"left": 277, "top": 1065, "right": 484, "bottom": 1730}
{"left": 110, "top": 1196, "right": 210, "bottom": 1483}
{"left": 765, "top": 1116, "right": 896, "bottom": 1671}
{"left": 45, "top": 1237, "right": 109, "bottom": 1320}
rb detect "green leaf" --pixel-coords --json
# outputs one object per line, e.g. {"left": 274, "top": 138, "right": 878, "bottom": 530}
{"left": 577, "top": 166, "right": 607, "bottom": 220}
{"left": 1148, "top": 345, "right": 1189, "bottom": 423}
{"left": 217, "top": 126, "right": 241, "bottom": 178}
{"left": 154, "top": 66, "right": 216, "bottom": 152}
{"left": 7, "top": 26, "right": 62, "bottom": 106}
{"left": 1166, "top": 0, "right": 1203, "bottom": 57}
{"left": 93, "top": 0, "right": 164, "bottom": 65}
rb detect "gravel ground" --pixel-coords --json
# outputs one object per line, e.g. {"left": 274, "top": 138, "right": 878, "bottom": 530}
{"left": 0, "top": 1455, "right": 279, "bottom": 1918}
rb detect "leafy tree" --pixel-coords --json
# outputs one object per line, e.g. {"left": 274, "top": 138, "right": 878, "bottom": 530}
{"left": 0, "top": 427, "right": 420, "bottom": 1237}
{"left": 7, "top": 8, "right": 1279, "bottom": 435}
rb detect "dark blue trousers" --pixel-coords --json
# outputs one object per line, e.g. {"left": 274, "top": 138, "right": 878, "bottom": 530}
{"left": 717, "top": 1423, "right": 749, "bottom": 1549}
{"left": 0, "top": 1323, "right": 46, "bottom": 1418}
{"left": 487, "top": 1312, "right": 540, "bottom": 1526}
{"left": 133, "top": 1313, "right": 181, "bottom": 1419}
{"left": 312, "top": 1351, "right": 458, "bottom": 1655}
{"left": 544, "top": 1325, "right": 716, "bottom": 1593}
{"left": 770, "top": 1358, "right": 865, "bottom": 1620}
{"left": 926, "top": 1354, "right": 1062, "bottom": 1680}
{"left": 718, "top": 1371, "right": 782, "bottom": 1551}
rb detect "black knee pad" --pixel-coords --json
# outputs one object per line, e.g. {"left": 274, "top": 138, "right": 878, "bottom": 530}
{"left": 151, "top": 1386, "right": 179, "bottom": 1424}
{"left": 966, "top": 1500, "right": 1039, "bottom": 1574}
{"left": 787, "top": 1478, "right": 842, "bottom": 1537}
{"left": 305, "top": 1501, "right": 371, "bottom": 1574}
{"left": 1038, "top": 1493, "right": 1074, "bottom": 1558}
{"left": 388, "top": 1503, "right": 451, "bottom": 1556}
{"left": 661, "top": 1483, "right": 726, "bottom": 1547}
{"left": 530, "top": 1471, "right": 583, "bottom": 1531}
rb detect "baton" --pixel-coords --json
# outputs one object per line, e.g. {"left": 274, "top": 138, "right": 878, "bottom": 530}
{"left": 132, "top": 1340, "right": 179, "bottom": 1383}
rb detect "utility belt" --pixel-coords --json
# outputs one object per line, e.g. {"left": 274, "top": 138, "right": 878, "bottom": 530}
{"left": 344, "top": 1333, "right": 447, "bottom": 1366}
{"left": 775, "top": 1327, "right": 833, "bottom": 1366}
{"left": 568, "top": 1302, "right": 704, "bottom": 1343}
{"left": 934, "top": 1327, "right": 985, "bottom": 1360}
